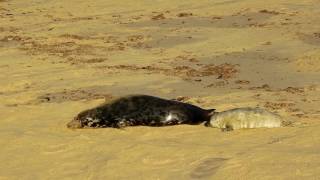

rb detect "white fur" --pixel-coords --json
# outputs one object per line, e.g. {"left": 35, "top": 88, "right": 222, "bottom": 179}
{"left": 208, "top": 107, "right": 282, "bottom": 130}
{"left": 165, "top": 112, "right": 179, "bottom": 123}
{"left": 165, "top": 113, "right": 173, "bottom": 122}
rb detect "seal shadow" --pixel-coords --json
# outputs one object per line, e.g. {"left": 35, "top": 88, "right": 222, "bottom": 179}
{"left": 189, "top": 157, "right": 228, "bottom": 179}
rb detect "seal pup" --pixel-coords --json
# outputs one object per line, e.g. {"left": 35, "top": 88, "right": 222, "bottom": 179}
{"left": 67, "top": 94, "right": 215, "bottom": 129}
{"left": 205, "top": 107, "right": 282, "bottom": 131}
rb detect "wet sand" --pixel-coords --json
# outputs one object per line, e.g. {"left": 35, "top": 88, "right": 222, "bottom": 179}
{"left": 1, "top": 0, "right": 320, "bottom": 179}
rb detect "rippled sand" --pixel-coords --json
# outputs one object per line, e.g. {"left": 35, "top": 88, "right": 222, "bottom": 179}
{"left": 1, "top": 0, "right": 320, "bottom": 179}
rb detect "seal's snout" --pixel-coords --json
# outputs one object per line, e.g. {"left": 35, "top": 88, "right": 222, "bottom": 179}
{"left": 67, "top": 117, "right": 83, "bottom": 129}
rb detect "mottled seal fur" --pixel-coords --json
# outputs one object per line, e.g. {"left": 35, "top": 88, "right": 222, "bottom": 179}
{"left": 205, "top": 107, "right": 282, "bottom": 131}
{"left": 67, "top": 94, "right": 215, "bottom": 129}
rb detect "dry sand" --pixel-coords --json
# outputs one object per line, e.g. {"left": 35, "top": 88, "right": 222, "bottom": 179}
{"left": 1, "top": 0, "right": 320, "bottom": 179}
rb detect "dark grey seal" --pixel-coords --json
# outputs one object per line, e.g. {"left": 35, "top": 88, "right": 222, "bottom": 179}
{"left": 67, "top": 94, "right": 215, "bottom": 128}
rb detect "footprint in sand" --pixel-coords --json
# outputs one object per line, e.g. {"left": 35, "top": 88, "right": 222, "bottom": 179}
{"left": 42, "top": 143, "right": 73, "bottom": 154}
{"left": 190, "top": 158, "right": 228, "bottom": 179}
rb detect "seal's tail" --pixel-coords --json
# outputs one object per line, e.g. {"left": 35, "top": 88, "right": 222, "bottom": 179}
{"left": 206, "top": 109, "right": 216, "bottom": 116}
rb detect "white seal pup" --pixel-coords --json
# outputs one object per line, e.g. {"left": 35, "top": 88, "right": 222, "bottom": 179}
{"left": 205, "top": 107, "right": 282, "bottom": 131}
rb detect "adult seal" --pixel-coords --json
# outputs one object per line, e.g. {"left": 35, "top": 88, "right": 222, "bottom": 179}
{"left": 67, "top": 94, "right": 215, "bottom": 128}
{"left": 205, "top": 107, "right": 282, "bottom": 131}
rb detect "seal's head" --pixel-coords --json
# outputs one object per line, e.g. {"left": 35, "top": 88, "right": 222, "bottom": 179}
{"left": 204, "top": 110, "right": 219, "bottom": 127}
{"left": 67, "top": 108, "right": 102, "bottom": 129}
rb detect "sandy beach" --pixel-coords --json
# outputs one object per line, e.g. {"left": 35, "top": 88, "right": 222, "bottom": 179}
{"left": 1, "top": 0, "right": 320, "bottom": 179}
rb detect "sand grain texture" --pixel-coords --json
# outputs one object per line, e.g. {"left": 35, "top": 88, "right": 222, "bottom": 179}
{"left": 1, "top": 0, "right": 320, "bottom": 179}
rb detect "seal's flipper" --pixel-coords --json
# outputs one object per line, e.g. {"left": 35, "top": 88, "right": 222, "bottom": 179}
{"left": 221, "top": 125, "right": 233, "bottom": 132}
{"left": 204, "top": 121, "right": 212, "bottom": 127}
{"left": 163, "top": 111, "right": 187, "bottom": 125}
